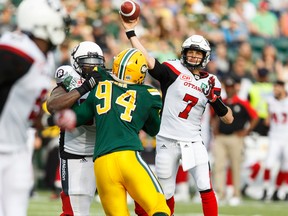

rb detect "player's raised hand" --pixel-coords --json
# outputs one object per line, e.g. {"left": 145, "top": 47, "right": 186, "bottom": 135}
{"left": 202, "top": 76, "right": 218, "bottom": 102}
{"left": 119, "top": 13, "right": 139, "bottom": 31}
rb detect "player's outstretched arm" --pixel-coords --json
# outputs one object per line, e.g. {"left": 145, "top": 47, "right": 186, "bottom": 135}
{"left": 47, "top": 72, "right": 101, "bottom": 113}
{"left": 46, "top": 86, "right": 82, "bottom": 114}
{"left": 142, "top": 108, "right": 161, "bottom": 137}
{"left": 119, "top": 15, "right": 155, "bottom": 69}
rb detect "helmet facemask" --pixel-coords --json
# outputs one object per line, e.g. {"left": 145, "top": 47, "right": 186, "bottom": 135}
{"left": 70, "top": 41, "right": 105, "bottom": 79}
{"left": 181, "top": 48, "right": 206, "bottom": 70}
{"left": 180, "top": 35, "right": 211, "bottom": 70}
{"left": 74, "top": 53, "right": 105, "bottom": 78}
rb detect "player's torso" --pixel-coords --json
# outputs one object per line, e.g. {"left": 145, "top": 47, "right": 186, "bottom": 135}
{"left": 0, "top": 32, "right": 54, "bottom": 152}
{"left": 93, "top": 80, "right": 160, "bottom": 158}
{"left": 55, "top": 65, "right": 96, "bottom": 156}
{"left": 159, "top": 60, "right": 216, "bottom": 142}
{"left": 268, "top": 97, "right": 288, "bottom": 136}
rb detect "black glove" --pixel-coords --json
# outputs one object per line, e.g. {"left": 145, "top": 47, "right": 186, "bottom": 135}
{"left": 76, "top": 72, "right": 102, "bottom": 96}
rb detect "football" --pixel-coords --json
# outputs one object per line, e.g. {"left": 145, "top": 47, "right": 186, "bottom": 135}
{"left": 120, "top": 0, "right": 140, "bottom": 22}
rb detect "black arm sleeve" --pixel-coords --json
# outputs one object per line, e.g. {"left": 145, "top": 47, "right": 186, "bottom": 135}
{"left": 209, "top": 97, "right": 229, "bottom": 117}
{"left": 0, "top": 45, "right": 33, "bottom": 85}
{"left": 0, "top": 46, "right": 33, "bottom": 113}
{"left": 148, "top": 60, "right": 178, "bottom": 85}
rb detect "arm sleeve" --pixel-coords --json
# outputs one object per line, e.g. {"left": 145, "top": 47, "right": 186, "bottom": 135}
{"left": 142, "top": 108, "right": 161, "bottom": 136}
{"left": 148, "top": 60, "right": 178, "bottom": 84}
{"left": 142, "top": 93, "right": 162, "bottom": 136}
{"left": 0, "top": 46, "right": 33, "bottom": 85}
{"left": 72, "top": 89, "right": 95, "bottom": 126}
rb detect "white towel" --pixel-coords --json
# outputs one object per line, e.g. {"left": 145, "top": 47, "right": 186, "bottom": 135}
{"left": 179, "top": 141, "right": 209, "bottom": 171}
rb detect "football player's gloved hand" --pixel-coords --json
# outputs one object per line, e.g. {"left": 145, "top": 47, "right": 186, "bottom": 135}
{"left": 202, "top": 76, "right": 218, "bottom": 102}
{"left": 54, "top": 109, "right": 76, "bottom": 131}
{"left": 75, "top": 72, "right": 102, "bottom": 96}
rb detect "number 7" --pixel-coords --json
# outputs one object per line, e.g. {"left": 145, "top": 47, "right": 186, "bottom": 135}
{"left": 178, "top": 93, "right": 198, "bottom": 119}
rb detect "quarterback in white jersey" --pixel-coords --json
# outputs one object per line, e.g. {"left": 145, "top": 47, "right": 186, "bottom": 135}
{"left": 121, "top": 17, "right": 233, "bottom": 216}
{"left": 0, "top": 0, "right": 69, "bottom": 215}
{"left": 46, "top": 41, "right": 104, "bottom": 216}
{"left": 261, "top": 80, "right": 288, "bottom": 200}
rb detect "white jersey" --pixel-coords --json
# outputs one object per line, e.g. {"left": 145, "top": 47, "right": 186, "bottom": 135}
{"left": 153, "top": 60, "right": 221, "bottom": 142}
{"left": 55, "top": 65, "right": 95, "bottom": 156}
{"left": 267, "top": 96, "right": 288, "bottom": 138}
{"left": 0, "top": 31, "right": 55, "bottom": 153}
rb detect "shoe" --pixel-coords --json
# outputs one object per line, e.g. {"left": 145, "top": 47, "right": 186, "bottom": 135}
{"left": 260, "top": 189, "right": 267, "bottom": 201}
{"left": 228, "top": 197, "right": 241, "bottom": 206}
{"left": 285, "top": 193, "right": 288, "bottom": 201}
{"left": 241, "top": 184, "right": 248, "bottom": 197}
{"left": 271, "top": 190, "right": 281, "bottom": 201}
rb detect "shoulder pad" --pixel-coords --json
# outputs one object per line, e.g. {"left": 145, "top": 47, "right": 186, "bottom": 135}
{"left": 55, "top": 65, "right": 82, "bottom": 91}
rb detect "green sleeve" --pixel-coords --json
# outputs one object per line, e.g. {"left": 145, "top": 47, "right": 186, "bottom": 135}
{"left": 72, "top": 89, "right": 95, "bottom": 126}
{"left": 142, "top": 107, "right": 161, "bottom": 136}
{"left": 142, "top": 92, "right": 162, "bottom": 136}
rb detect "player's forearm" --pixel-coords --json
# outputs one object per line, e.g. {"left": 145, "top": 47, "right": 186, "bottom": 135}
{"left": 46, "top": 88, "right": 81, "bottom": 114}
{"left": 142, "top": 109, "right": 161, "bottom": 136}
{"left": 72, "top": 103, "right": 93, "bottom": 127}
{"left": 220, "top": 106, "right": 234, "bottom": 124}
{"left": 128, "top": 33, "right": 155, "bottom": 69}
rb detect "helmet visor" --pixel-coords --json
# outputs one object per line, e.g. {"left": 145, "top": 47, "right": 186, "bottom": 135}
{"left": 77, "top": 56, "right": 105, "bottom": 66}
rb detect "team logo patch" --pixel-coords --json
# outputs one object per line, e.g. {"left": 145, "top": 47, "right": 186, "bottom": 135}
{"left": 56, "top": 68, "right": 65, "bottom": 78}
{"left": 180, "top": 74, "right": 192, "bottom": 82}
{"left": 201, "top": 83, "right": 208, "bottom": 92}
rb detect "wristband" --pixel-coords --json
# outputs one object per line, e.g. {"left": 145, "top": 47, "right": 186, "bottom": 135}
{"left": 126, "top": 30, "right": 136, "bottom": 39}
{"left": 210, "top": 97, "right": 228, "bottom": 117}
{"left": 75, "top": 84, "right": 89, "bottom": 96}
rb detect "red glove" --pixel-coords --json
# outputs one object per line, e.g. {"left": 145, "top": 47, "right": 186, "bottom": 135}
{"left": 202, "top": 76, "right": 218, "bottom": 102}
{"left": 54, "top": 109, "right": 76, "bottom": 131}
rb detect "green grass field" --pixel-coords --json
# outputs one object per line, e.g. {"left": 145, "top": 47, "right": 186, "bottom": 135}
{"left": 28, "top": 190, "right": 288, "bottom": 216}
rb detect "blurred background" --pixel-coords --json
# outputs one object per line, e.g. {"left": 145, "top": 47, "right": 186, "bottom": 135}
{"left": 2, "top": 0, "right": 288, "bottom": 210}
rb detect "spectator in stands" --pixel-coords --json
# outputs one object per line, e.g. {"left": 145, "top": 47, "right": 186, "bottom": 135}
{"left": 256, "top": 44, "right": 282, "bottom": 82}
{"left": 198, "top": 13, "right": 224, "bottom": 47}
{"left": 230, "top": 56, "right": 255, "bottom": 82}
{"left": 236, "top": 41, "right": 257, "bottom": 76}
{"left": 240, "top": 0, "right": 257, "bottom": 21}
{"left": 249, "top": 0, "right": 279, "bottom": 38}
{"left": 221, "top": 14, "right": 249, "bottom": 49}
{"left": 279, "top": 9, "right": 288, "bottom": 37}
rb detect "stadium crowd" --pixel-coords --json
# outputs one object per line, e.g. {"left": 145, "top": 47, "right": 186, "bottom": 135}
{"left": 1, "top": 0, "right": 288, "bottom": 209}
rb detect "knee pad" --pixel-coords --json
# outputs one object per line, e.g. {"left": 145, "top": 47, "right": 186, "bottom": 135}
{"left": 196, "top": 178, "right": 211, "bottom": 191}
{"left": 156, "top": 154, "right": 173, "bottom": 179}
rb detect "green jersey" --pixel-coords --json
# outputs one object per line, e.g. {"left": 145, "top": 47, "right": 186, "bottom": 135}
{"left": 72, "top": 69, "right": 162, "bottom": 160}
